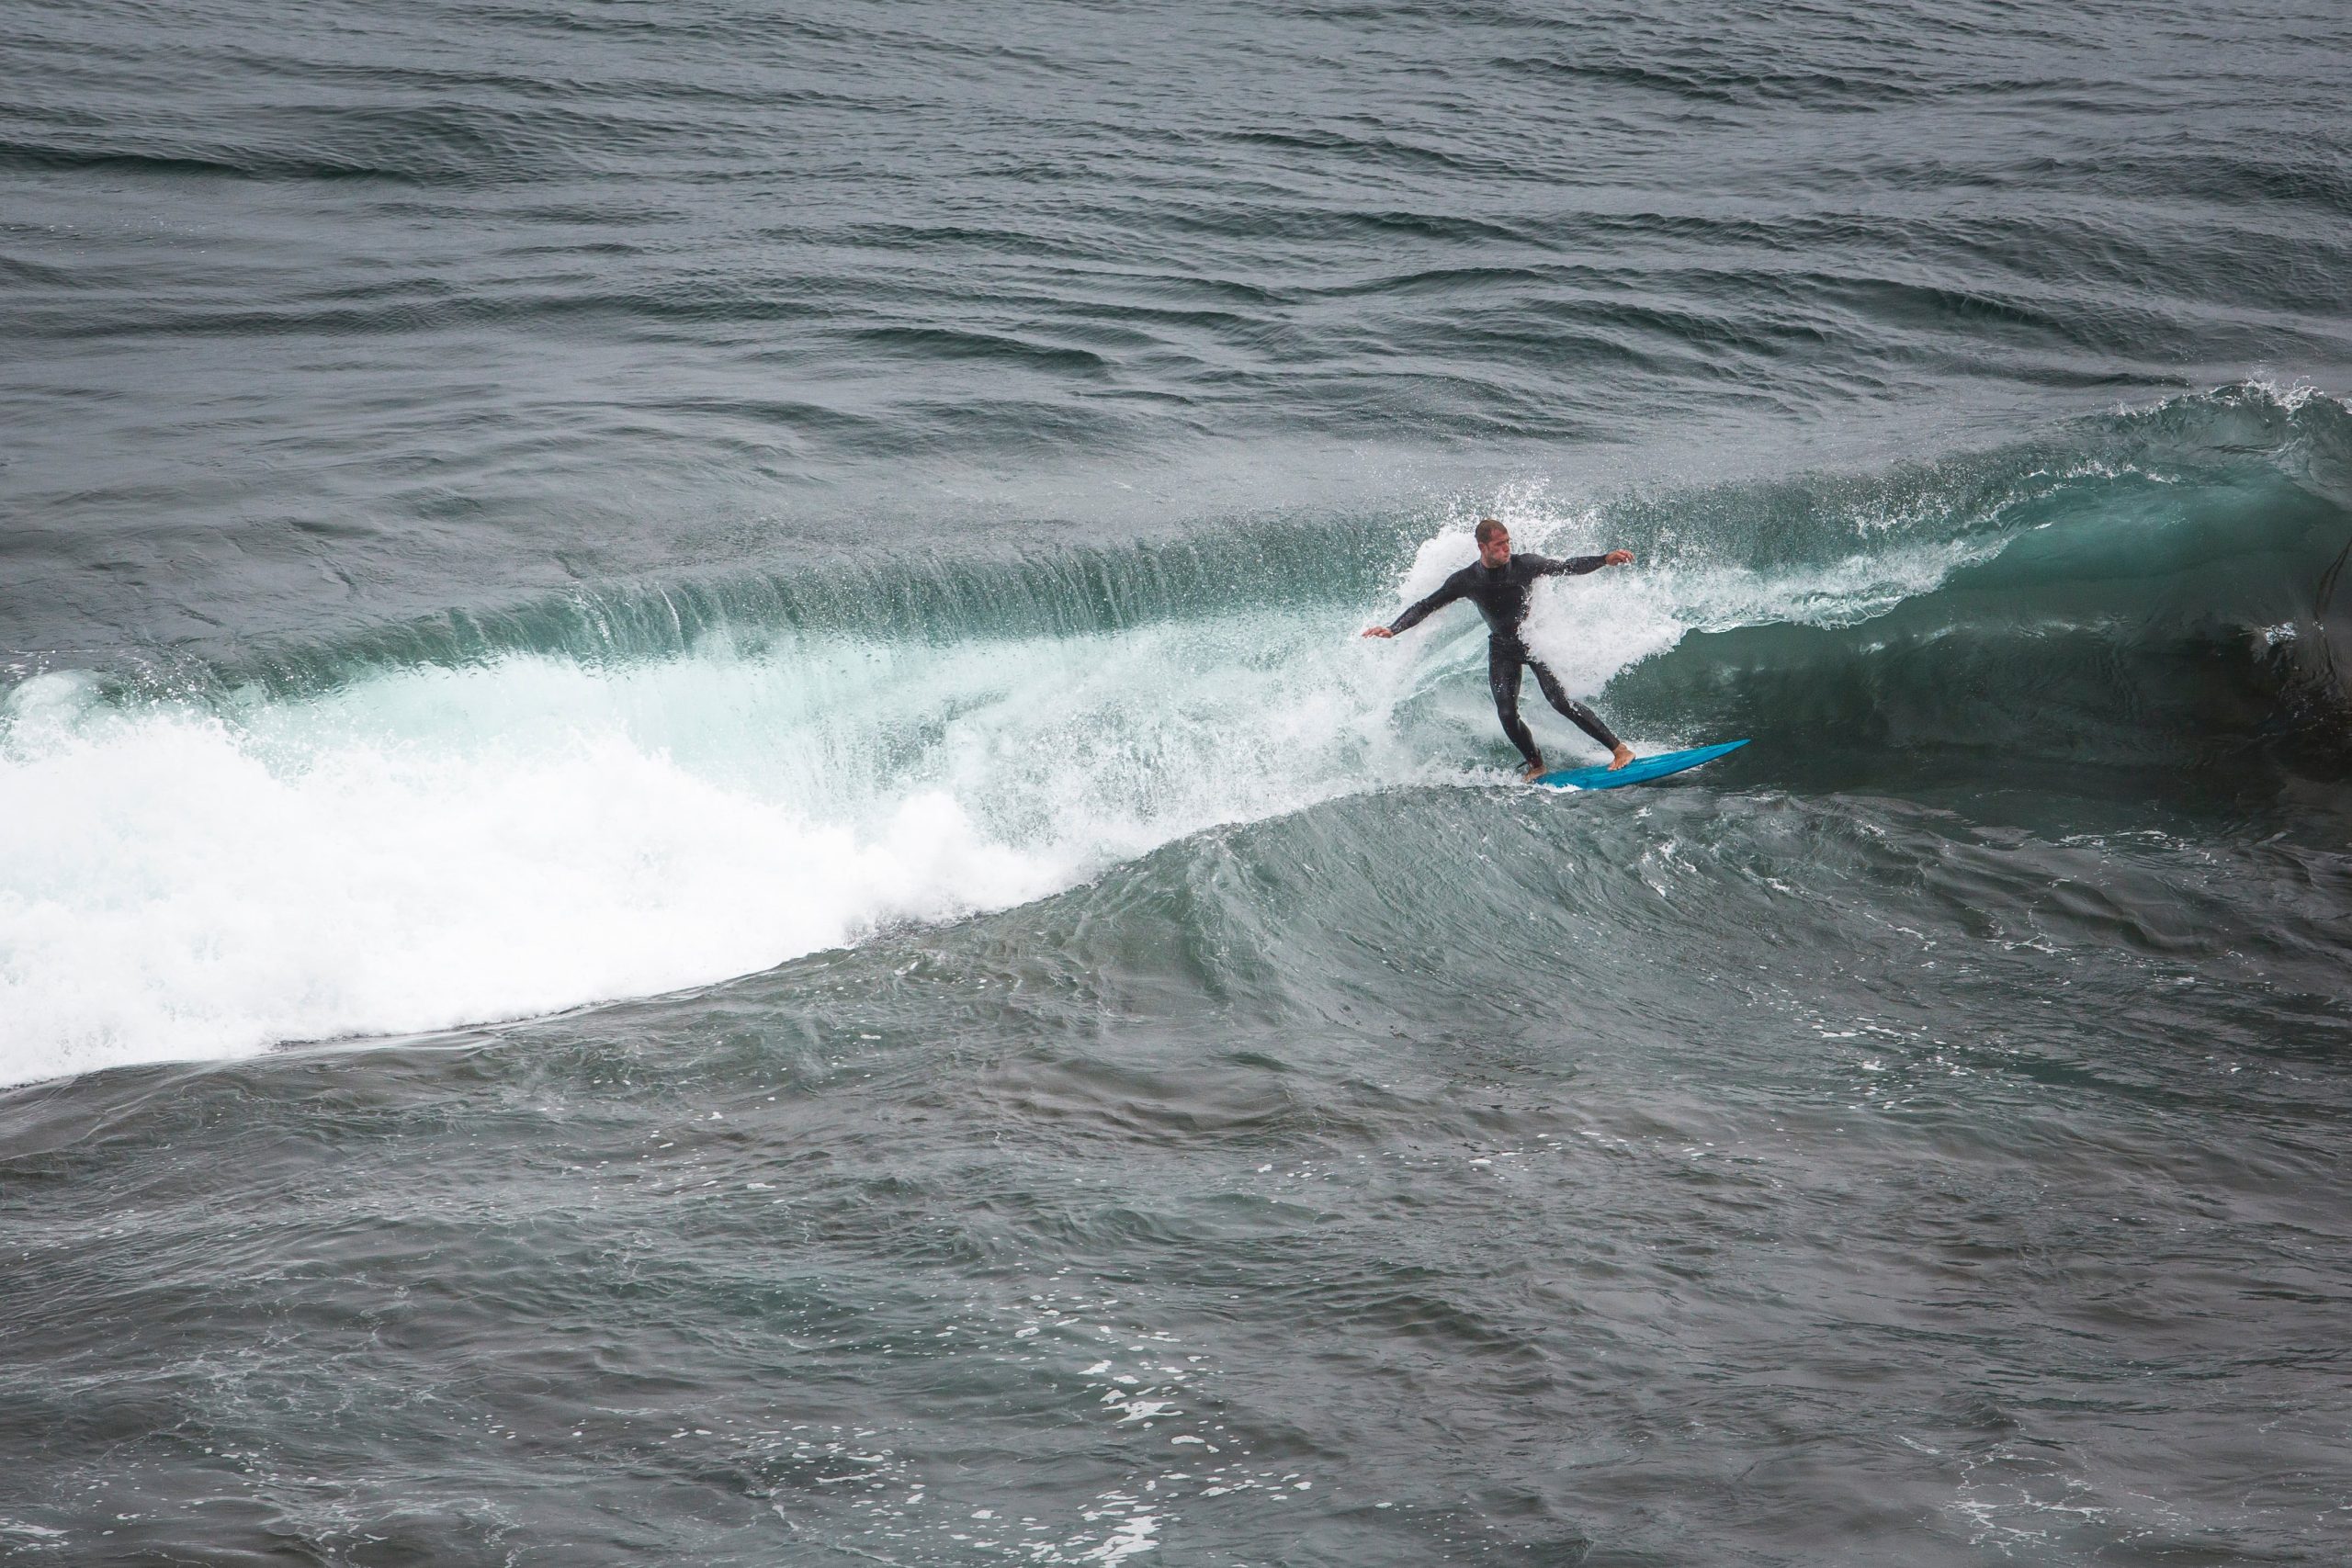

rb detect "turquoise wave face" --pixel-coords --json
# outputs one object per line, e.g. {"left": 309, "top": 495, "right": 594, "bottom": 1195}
{"left": 1611, "top": 392, "right": 2352, "bottom": 784}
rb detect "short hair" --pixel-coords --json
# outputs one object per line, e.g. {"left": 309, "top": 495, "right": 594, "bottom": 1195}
{"left": 1473, "top": 517, "right": 1508, "bottom": 546}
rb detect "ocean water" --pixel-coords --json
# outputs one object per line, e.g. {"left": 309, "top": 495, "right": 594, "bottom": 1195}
{"left": 5, "top": 1, "right": 2351, "bottom": 1562}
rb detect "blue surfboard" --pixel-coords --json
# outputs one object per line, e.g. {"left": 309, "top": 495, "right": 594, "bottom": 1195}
{"left": 1533, "top": 739, "right": 1749, "bottom": 791}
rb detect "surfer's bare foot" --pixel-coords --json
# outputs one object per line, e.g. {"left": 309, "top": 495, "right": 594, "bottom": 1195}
{"left": 1521, "top": 757, "right": 1547, "bottom": 782}
{"left": 1607, "top": 743, "right": 1635, "bottom": 772}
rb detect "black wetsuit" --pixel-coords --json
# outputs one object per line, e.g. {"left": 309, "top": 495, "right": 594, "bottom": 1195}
{"left": 1386, "top": 554, "right": 1622, "bottom": 768}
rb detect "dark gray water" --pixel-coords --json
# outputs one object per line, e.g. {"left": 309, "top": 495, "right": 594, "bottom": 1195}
{"left": 5, "top": 1, "right": 2351, "bottom": 1562}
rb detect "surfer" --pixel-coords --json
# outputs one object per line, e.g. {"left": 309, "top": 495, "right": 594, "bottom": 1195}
{"left": 1363, "top": 518, "right": 1638, "bottom": 780}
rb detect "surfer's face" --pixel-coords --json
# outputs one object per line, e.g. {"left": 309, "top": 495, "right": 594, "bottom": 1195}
{"left": 1478, "top": 529, "right": 1511, "bottom": 569}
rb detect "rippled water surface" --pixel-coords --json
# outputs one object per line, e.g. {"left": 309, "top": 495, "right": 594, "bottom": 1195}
{"left": 4, "top": 1, "right": 2351, "bottom": 1562}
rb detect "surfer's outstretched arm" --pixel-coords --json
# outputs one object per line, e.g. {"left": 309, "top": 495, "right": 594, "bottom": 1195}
{"left": 1532, "top": 549, "right": 1634, "bottom": 577}
{"left": 1363, "top": 574, "right": 1464, "bottom": 637}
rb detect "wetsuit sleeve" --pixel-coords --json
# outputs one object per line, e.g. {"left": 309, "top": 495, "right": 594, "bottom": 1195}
{"left": 1531, "top": 553, "right": 1611, "bottom": 577}
{"left": 1386, "top": 571, "right": 1465, "bottom": 634}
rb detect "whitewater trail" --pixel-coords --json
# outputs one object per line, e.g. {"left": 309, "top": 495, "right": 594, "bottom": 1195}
{"left": 0, "top": 613, "right": 1423, "bottom": 1085}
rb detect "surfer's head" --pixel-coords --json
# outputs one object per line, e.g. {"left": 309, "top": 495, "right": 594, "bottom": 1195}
{"left": 1475, "top": 517, "right": 1511, "bottom": 569}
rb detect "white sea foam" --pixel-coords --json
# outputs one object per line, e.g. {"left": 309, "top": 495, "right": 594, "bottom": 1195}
{"left": 0, "top": 614, "right": 1428, "bottom": 1087}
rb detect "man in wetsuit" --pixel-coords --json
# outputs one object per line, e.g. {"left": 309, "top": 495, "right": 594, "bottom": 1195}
{"left": 1363, "top": 518, "right": 1638, "bottom": 780}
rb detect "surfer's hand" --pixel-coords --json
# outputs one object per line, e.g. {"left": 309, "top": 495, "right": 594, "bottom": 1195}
{"left": 1603, "top": 549, "right": 1634, "bottom": 566}
{"left": 1608, "top": 742, "right": 1635, "bottom": 771}
{"left": 1361, "top": 626, "right": 1394, "bottom": 638}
